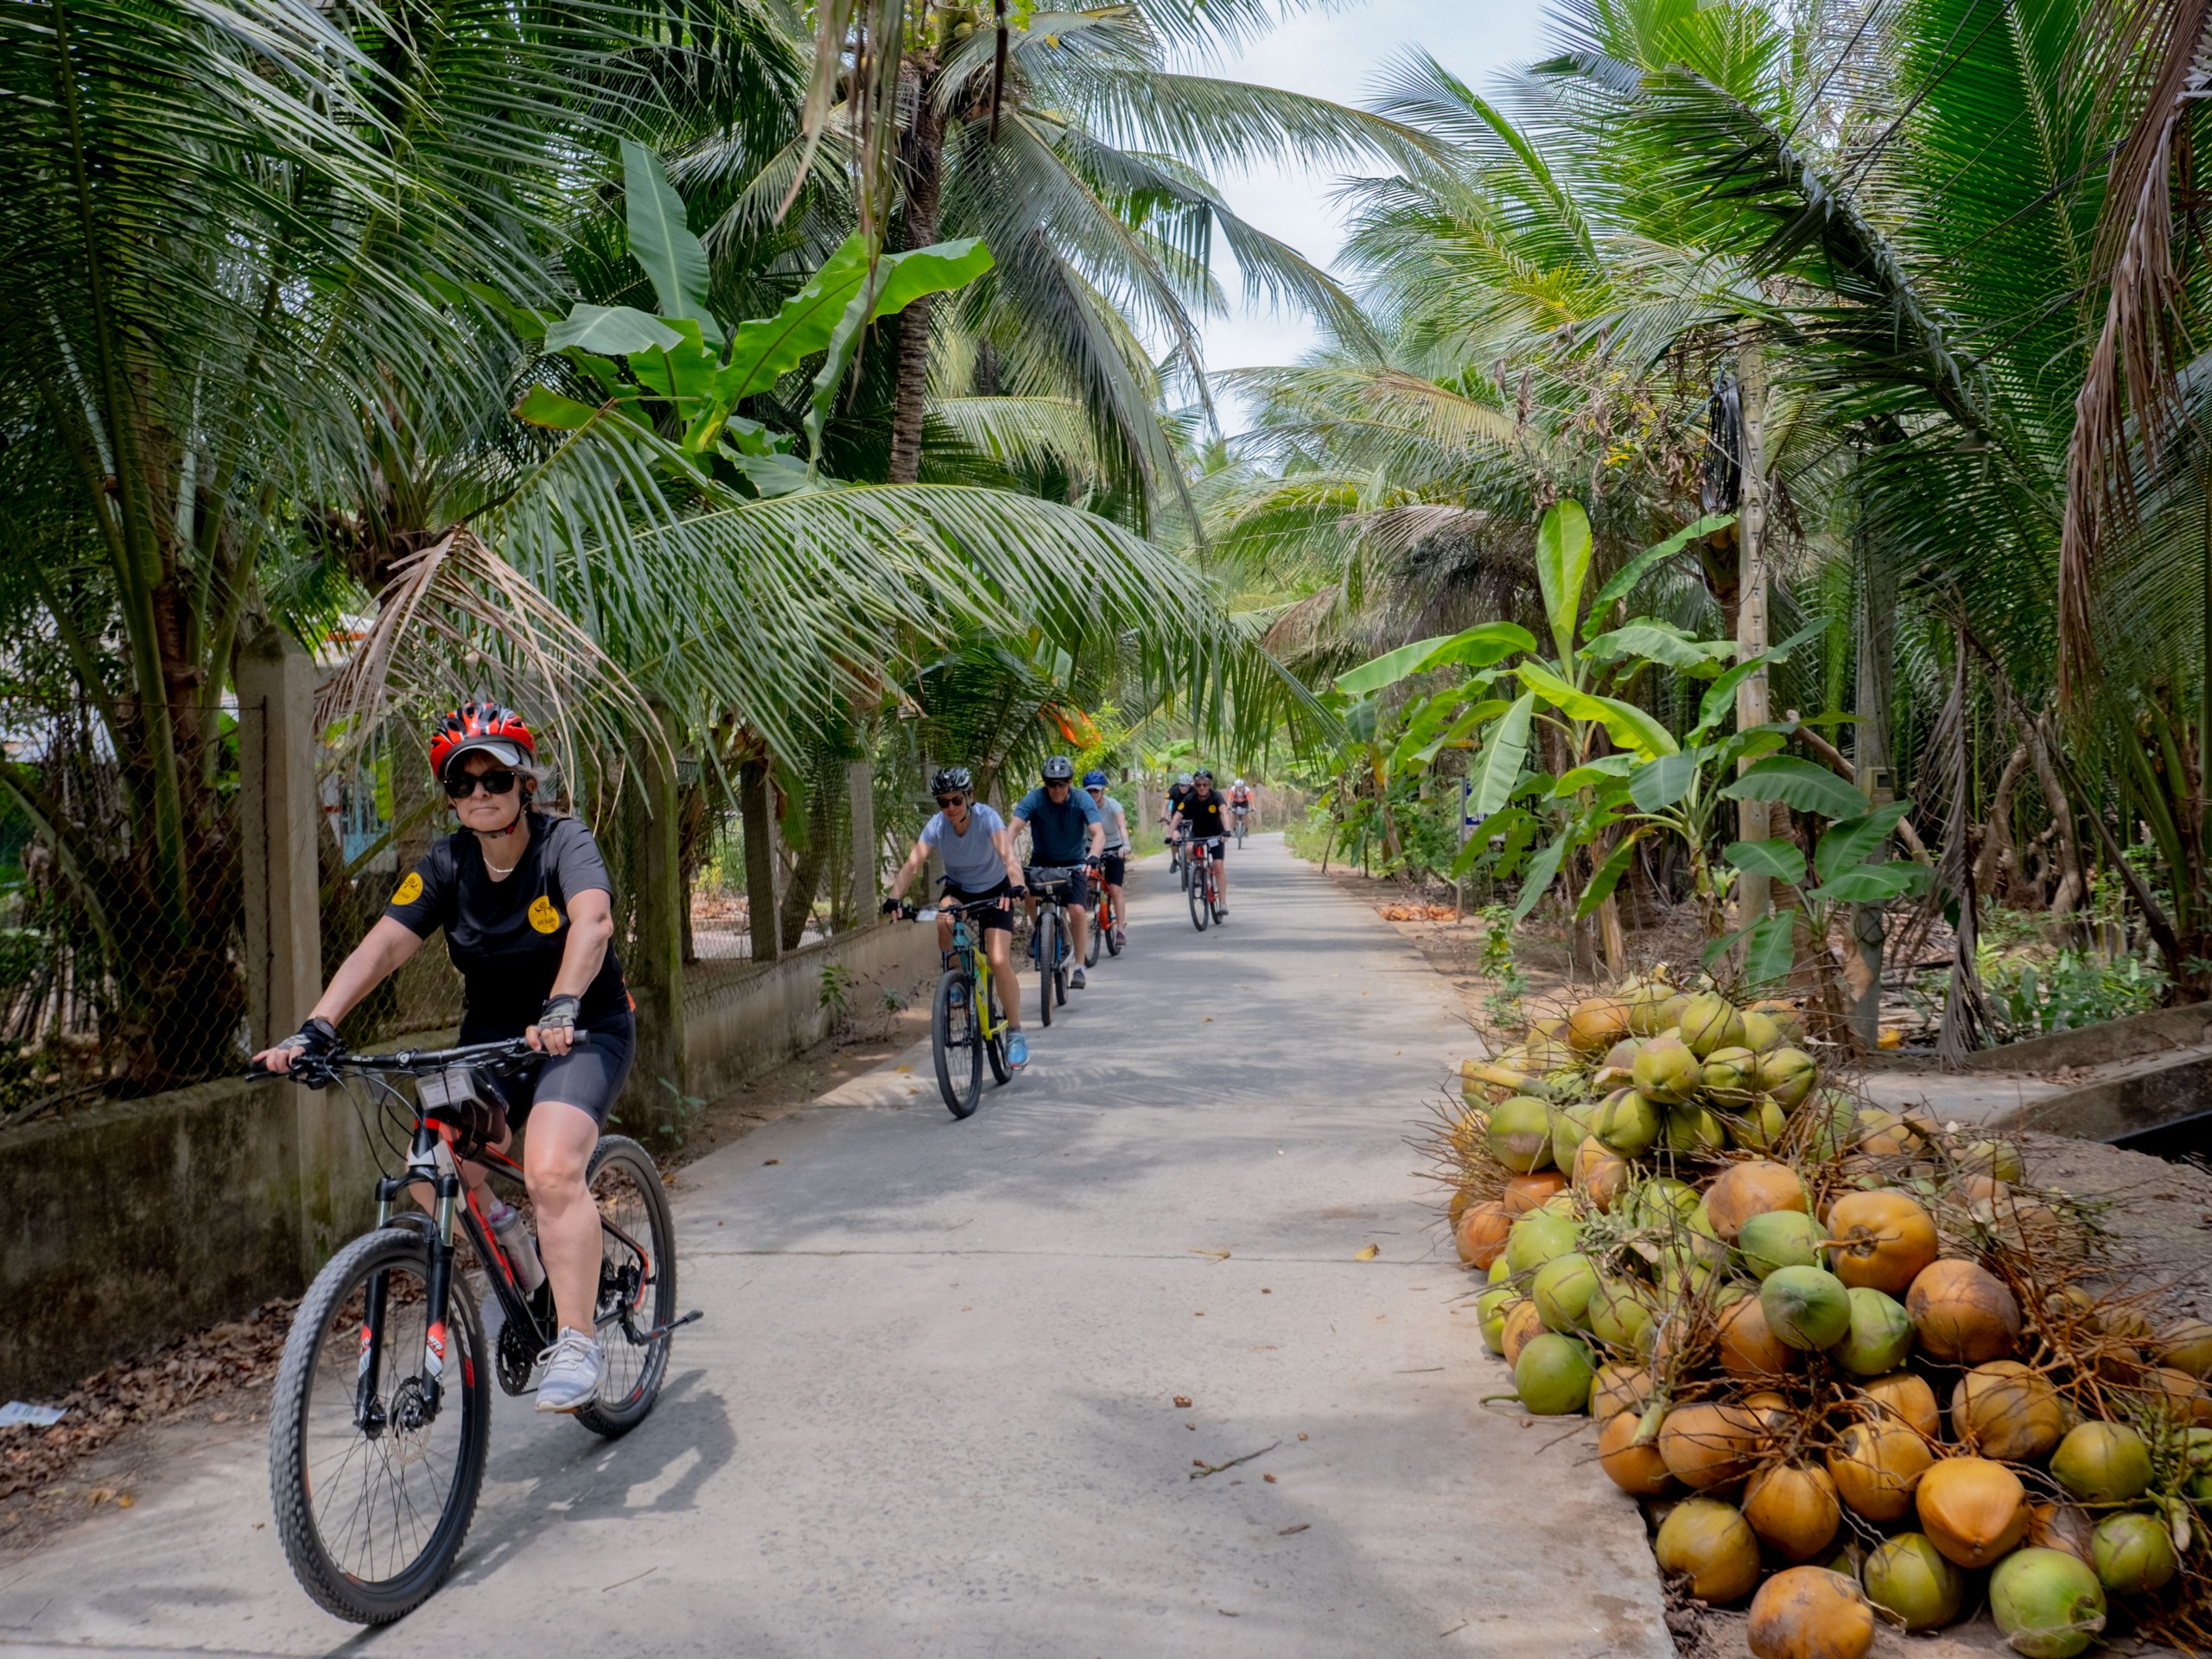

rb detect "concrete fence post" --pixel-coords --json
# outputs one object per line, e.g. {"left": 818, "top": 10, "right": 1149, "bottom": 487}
{"left": 622, "top": 703, "right": 688, "bottom": 1131}
{"left": 236, "top": 626, "right": 332, "bottom": 1271}
{"left": 847, "top": 758, "right": 877, "bottom": 920}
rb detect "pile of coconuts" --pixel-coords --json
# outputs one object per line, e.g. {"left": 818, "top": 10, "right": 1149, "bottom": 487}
{"left": 1447, "top": 973, "right": 2212, "bottom": 1659}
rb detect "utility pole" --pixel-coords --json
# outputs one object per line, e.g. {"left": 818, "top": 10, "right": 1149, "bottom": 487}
{"left": 1734, "top": 339, "right": 1772, "bottom": 928}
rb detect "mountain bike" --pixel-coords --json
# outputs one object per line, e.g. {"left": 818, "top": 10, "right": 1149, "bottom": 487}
{"left": 924, "top": 888, "right": 1012, "bottom": 1116}
{"left": 1025, "top": 865, "right": 1080, "bottom": 1026}
{"left": 1188, "top": 836, "right": 1226, "bottom": 931}
{"left": 251, "top": 1038, "right": 694, "bottom": 1624}
{"left": 1234, "top": 804, "right": 1249, "bottom": 848}
{"left": 1085, "top": 862, "right": 1122, "bottom": 964}
{"left": 1167, "top": 828, "right": 1187, "bottom": 886}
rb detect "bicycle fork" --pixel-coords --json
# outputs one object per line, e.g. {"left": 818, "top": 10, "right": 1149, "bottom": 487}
{"left": 359, "top": 1129, "right": 464, "bottom": 1431}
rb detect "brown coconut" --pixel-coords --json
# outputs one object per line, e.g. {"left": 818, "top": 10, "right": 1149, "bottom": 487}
{"left": 1906, "top": 1258, "right": 2021, "bottom": 1365}
{"left": 1717, "top": 1294, "right": 1802, "bottom": 1379}
{"left": 1745, "top": 1567, "right": 1875, "bottom": 1659}
{"left": 1571, "top": 1136, "right": 1630, "bottom": 1211}
{"left": 1591, "top": 1363, "right": 1652, "bottom": 1420}
{"left": 1453, "top": 1201, "right": 1511, "bottom": 1268}
{"left": 2026, "top": 1501, "right": 2096, "bottom": 1564}
{"left": 1659, "top": 1402, "right": 1766, "bottom": 1492}
{"left": 1566, "top": 995, "right": 1633, "bottom": 1055}
{"left": 1826, "top": 1190, "right": 1939, "bottom": 1297}
{"left": 1704, "top": 1160, "right": 1809, "bottom": 1243}
{"left": 2154, "top": 1318, "right": 2212, "bottom": 1378}
{"left": 1599, "top": 1408, "right": 1674, "bottom": 1497}
{"left": 1827, "top": 1417, "right": 1933, "bottom": 1522}
{"left": 1916, "top": 1456, "right": 2027, "bottom": 1567}
{"left": 1654, "top": 1497, "right": 1762, "bottom": 1604}
{"left": 1500, "top": 1300, "right": 1546, "bottom": 1368}
{"left": 1502, "top": 1171, "right": 1568, "bottom": 1215}
{"left": 1856, "top": 1371, "right": 1941, "bottom": 1440}
{"left": 1744, "top": 1463, "right": 1843, "bottom": 1563}
{"left": 2143, "top": 1364, "right": 2212, "bottom": 1426}
{"left": 1950, "top": 1361, "right": 2063, "bottom": 1462}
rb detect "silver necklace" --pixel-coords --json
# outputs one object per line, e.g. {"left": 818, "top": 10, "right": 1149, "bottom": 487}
{"left": 481, "top": 825, "right": 526, "bottom": 876}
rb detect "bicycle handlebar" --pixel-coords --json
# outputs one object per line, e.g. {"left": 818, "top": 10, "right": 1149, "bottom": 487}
{"left": 246, "top": 1035, "right": 555, "bottom": 1085}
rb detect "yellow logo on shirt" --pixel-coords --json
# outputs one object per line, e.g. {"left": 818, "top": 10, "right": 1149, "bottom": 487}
{"left": 528, "top": 895, "right": 562, "bottom": 934}
{"left": 391, "top": 872, "right": 423, "bottom": 906}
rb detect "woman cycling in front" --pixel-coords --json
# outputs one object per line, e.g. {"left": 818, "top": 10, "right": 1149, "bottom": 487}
{"left": 251, "top": 702, "right": 631, "bottom": 1413}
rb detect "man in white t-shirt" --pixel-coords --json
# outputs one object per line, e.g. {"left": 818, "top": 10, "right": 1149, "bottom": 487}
{"left": 884, "top": 766, "right": 1031, "bottom": 1067}
{"left": 1084, "top": 770, "right": 1129, "bottom": 948}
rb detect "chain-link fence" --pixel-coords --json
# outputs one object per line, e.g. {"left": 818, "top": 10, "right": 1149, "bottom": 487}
{"left": 0, "top": 694, "right": 246, "bottom": 1122}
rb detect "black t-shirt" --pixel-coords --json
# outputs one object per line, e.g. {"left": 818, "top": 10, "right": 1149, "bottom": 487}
{"left": 1167, "top": 783, "right": 1193, "bottom": 816}
{"left": 384, "top": 812, "right": 629, "bottom": 1033}
{"left": 1180, "top": 791, "right": 1230, "bottom": 839}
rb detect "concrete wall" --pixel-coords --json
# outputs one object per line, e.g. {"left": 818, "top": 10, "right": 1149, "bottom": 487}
{"left": 0, "top": 921, "right": 938, "bottom": 1398}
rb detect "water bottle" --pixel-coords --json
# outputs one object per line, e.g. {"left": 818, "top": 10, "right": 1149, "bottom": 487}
{"left": 485, "top": 1198, "right": 546, "bottom": 1294}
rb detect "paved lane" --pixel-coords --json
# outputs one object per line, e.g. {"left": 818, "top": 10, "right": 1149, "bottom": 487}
{"left": 0, "top": 836, "right": 1667, "bottom": 1658}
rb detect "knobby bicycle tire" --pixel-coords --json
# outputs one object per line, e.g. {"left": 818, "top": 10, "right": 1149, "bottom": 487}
{"left": 1084, "top": 905, "right": 1101, "bottom": 967}
{"left": 573, "top": 1135, "right": 677, "bottom": 1438}
{"left": 983, "top": 972, "right": 1012, "bottom": 1084}
{"left": 932, "top": 968, "right": 982, "bottom": 1117}
{"left": 1037, "top": 911, "right": 1058, "bottom": 1027}
{"left": 1189, "top": 862, "right": 1211, "bottom": 931}
{"left": 1103, "top": 887, "right": 1122, "bottom": 957}
{"left": 269, "top": 1227, "right": 490, "bottom": 1624}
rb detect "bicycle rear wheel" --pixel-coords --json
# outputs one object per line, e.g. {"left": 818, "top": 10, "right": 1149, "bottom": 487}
{"left": 932, "top": 969, "right": 983, "bottom": 1117}
{"left": 1036, "top": 911, "right": 1058, "bottom": 1027}
{"left": 574, "top": 1135, "right": 677, "bottom": 1437}
{"left": 269, "top": 1228, "right": 489, "bottom": 1624}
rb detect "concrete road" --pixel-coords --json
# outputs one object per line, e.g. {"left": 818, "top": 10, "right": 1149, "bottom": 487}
{"left": 0, "top": 836, "right": 1668, "bottom": 1658}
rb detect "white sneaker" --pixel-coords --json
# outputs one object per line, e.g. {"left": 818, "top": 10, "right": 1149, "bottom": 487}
{"left": 534, "top": 1326, "right": 602, "bottom": 1412}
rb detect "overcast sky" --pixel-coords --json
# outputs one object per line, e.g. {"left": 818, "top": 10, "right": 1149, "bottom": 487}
{"left": 1182, "top": 3, "right": 1552, "bottom": 435}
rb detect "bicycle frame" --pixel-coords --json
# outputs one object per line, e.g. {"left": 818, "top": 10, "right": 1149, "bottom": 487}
{"left": 944, "top": 906, "right": 1001, "bottom": 1046}
{"left": 279, "top": 1039, "right": 657, "bottom": 1427}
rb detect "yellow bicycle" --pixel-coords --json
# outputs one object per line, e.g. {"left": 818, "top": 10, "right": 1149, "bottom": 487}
{"left": 927, "top": 890, "right": 1012, "bottom": 1117}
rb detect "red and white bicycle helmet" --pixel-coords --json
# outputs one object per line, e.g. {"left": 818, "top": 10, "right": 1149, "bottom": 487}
{"left": 428, "top": 702, "right": 537, "bottom": 782}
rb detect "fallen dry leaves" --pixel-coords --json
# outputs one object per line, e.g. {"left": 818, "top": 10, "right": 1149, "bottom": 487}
{"left": 1, "top": 1298, "right": 295, "bottom": 1503}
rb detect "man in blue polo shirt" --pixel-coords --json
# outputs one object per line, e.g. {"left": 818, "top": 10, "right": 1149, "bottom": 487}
{"left": 1012, "top": 755, "right": 1106, "bottom": 988}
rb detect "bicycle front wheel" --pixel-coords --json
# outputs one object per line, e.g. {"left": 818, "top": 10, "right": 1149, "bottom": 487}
{"left": 932, "top": 969, "right": 983, "bottom": 1117}
{"left": 575, "top": 1135, "right": 678, "bottom": 1437}
{"left": 1189, "top": 865, "right": 1211, "bottom": 931}
{"left": 984, "top": 977, "right": 1012, "bottom": 1084}
{"left": 1104, "top": 889, "right": 1123, "bottom": 957}
{"left": 1084, "top": 906, "right": 1102, "bottom": 966}
{"left": 269, "top": 1228, "right": 489, "bottom": 1624}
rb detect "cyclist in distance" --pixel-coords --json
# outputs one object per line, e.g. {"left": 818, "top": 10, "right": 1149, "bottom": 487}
{"left": 1162, "top": 770, "right": 1194, "bottom": 864}
{"left": 1171, "top": 768, "right": 1233, "bottom": 919}
{"left": 1230, "top": 776, "right": 1255, "bottom": 834}
{"left": 882, "top": 767, "right": 1030, "bottom": 1068}
{"left": 251, "top": 703, "right": 630, "bottom": 1413}
{"left": 1084, "top": 769, "right": 1130, "bottom": 949}
{"left": 1012, "top": 755, "right": 1106, "bottom": 987}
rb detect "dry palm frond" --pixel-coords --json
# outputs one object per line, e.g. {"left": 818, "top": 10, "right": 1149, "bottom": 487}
{"left": 2059, "top": 0, "right": 2212, "bottom": 696}
{"left": 316, "top": 527, "right": 663, "bottom": 797}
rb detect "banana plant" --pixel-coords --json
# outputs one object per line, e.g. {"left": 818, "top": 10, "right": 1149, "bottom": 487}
{"left": 507, "top": 142, "right": 995, "bottom": 491}
{"left": 1337, "top": 501, "right": 1738, "bottom": 933}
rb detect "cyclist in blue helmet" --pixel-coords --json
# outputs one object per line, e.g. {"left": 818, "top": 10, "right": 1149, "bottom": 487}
{"left": 1084, "top": 770, "right": 1130, "bottom": 949}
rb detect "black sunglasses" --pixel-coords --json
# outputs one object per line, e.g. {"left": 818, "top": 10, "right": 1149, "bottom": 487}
{"left": 936, "top": 792, "right": 966, "bottom": 807}
{"left": 446, "top": 768, "right": 519, "bottom": 799}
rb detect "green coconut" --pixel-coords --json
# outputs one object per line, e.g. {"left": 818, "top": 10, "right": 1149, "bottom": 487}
{"left": 1533, "top": 1252, "right": 1599, "bottom": 1333}
{"left": 1679, "top": 991, "right": 1747, "bottom": 1058}
{"left": 1514, "top": 1332, "right": 1595, "bottom": 1416}
{"left": 1657, "top": 1246, "right": 1720, "bottom": 1301}
{"left": 1592, "top": 1089, "right": 1662, "bottom": 1158}
{"left": 2091, "top": 1512, "right": 2177, "bottom": 1596}
{"left": 1833, "top": 1287, "right": 1915, "bottom": 1376}
{"left": 1631, "top": 1035, "right": 1702, "bottom": 1106}
{"left": 1485, "top": 1095, "right": 1554, "bottom": 1173}
{"left": 1740, "top": 1008, "right": 1784, "bottom": 1053}
{"left": 1549, "top": 1103, "right": 1595, "bottom": 1174}
{"left": 1738, "top": 1210, "right": 1827, "bottom": 1281}
{"left": 1660, "top": 1103, "right": 1727, "bottom": 1154}
{"left": 1684, "top": 1200, "right": 1732, "bottom": 1268}
{"left": 1961, "top": 1139, "right": 2027, "bottom": 1184}
{"left": 1586, "top": 1276, "right": 1657, "bottom": 1355}
{"left": 1476, "top": 1285, "right": 1517, "bottom": 1355}
{"left": 1504, "top": 1207, "right": 1580, "bottom": 1277}
{"left": 1756, "top": 1047, "right": 1818, "bottom": 1109}
{"left": 1991, "top": 1548, "right": 2107, "bottom": 1659}
{"left": 1731, "top": 1097, "right": 1790, "bottom": 1153}
{"left": 1862, "top": 1533, "right": 1961, "bottom": 1632}
{"left": 1761, "top": 1265, "right": 1854, "bottom": 1351}
{"left": 2050, "top": 1421, "right": 2153, "bottom": 1504}
{"left": 1487, "top": 1255, "right": 1513, "bottom": 1284}
{"left": 1698, "top": 1046, "right": 1759, "bottom": 1104}
{"left": 1632, "top": 1175, "right": 1702, "bottom": 1226}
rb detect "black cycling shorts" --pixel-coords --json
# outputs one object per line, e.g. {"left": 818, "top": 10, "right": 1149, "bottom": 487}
{"left": 944, "top": 880, "right": 1014, "bottom": 933}
{"left": 1028, "top": 867, "right": 1091, "bottom": 909}
{"left": 1101, "top": 852, "right": 1126, "bottom": 887}
{"left": 1193, "top": 836, "right": 1226, "bottom": 861}
{"left": 461, "top": 1009, "right": 634, "bottom": 1129}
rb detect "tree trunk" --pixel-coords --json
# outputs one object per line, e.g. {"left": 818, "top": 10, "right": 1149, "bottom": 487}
{"left": 779, "top": 782, "right": 834, "bottom": 951}
{"left": 1974, "top": 745, "right": 2031, "bottom": 899}
{"left": 739, "top": 758, "right": 779, "bottom": 963}
{"left": 2028, "top": 718, "right": 2088, "bottom": 918}
{"left": 887, "top": 62, "right": 947, "bottom": 486}
{"left": 1734, "top": 340, "right": 1772, "bottom": 929}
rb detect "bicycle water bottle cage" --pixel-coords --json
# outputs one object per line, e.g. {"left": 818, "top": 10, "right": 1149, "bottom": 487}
{"left": 416, "top": 1065, "right": 512, "bottom": 1158}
